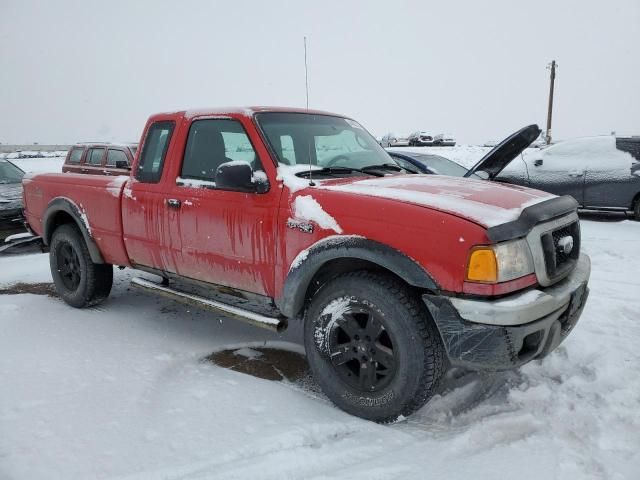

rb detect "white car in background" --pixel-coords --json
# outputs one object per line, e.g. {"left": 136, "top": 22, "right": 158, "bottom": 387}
{"left": 408, "top": 131, "right": 436, "bottom": 146}
{"left": 380, "top": 132, "right": 410, "bottom": 147}
{"left": 434, "top": 133, "right": 456, "bottom": 146}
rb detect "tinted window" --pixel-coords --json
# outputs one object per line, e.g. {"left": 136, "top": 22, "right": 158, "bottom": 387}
{"left": 0, "top": 161, "right": 24, "bottom": 184}
{"left": 87, "top": 148, "right": 105, "bottom": 166}
{"left": 410, "top": 153, "right": 470, "bottom": 177}
{"left": 68, "top": 148, "right": 84, "bottom": 164}
{"left": 257, "top": 113, "right": 389, "bottom": 170}
{"left": 135, "top": 121, "right": 175, "bottom": 183}
{"left": 390, "top": 155, "right": 420, "bottom": 173}
{"left": 106, "top": 149, "right": 129, "bottom": 167}
{"left": 180, "top": 119, "right": 260, "bottom": 182}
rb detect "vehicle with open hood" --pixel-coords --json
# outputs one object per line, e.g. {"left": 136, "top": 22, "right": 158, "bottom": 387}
{"left": 22, "top": 107, "right": 590, "bottom": 422}
{"left": 497, "top": 134, "right": 640, "bottom": 220}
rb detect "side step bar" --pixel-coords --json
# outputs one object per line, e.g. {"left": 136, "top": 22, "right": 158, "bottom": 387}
{"left": 131, "top": 277, "right": 287, "bottom": 333}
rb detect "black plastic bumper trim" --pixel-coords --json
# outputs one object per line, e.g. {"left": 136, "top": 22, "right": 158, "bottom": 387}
{"left": 486, "top": 195, "right": 579, "bottom": 243}
{"left": 422, "top": 285, "right": 588, "bottom": 371}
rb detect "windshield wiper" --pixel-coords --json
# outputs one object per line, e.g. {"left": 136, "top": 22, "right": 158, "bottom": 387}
{"left": 362, "top": 163, "right": 418, "bottom": 174}
{"left": 296, "top": 167, "right": 384, "bottom": 178}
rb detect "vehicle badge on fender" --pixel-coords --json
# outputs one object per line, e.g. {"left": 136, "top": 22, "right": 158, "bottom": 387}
{"left": 287, "top": 219, "right": 314, "bottom": 234}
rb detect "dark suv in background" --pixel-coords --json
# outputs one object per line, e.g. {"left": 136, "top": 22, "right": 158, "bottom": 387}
{"left": 63, "top": 143, "right": 137, "bottom": 176}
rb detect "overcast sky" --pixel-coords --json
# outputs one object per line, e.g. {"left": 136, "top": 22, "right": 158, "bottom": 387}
{"left": 1, "top": 0, "right": 638, "bottom": 145}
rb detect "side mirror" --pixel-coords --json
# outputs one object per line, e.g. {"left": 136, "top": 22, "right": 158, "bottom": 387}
{"left": 534, "top": 159, "right": 543, "bottom": 167}
{"left": 216, "top": 161, "right": 269, "bottom": 193}
{"left": 115, "top": 160, "right": 130, "bottom": 170}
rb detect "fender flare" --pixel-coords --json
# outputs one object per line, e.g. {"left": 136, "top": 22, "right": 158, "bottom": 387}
{"left": 42, "top": 197, "right": 105, "bottom": 264}
{"left": 276, "top": 235, "right": 439, "bottom": 318}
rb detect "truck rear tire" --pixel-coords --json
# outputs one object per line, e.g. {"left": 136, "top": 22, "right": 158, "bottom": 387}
{"left": 49, "top": 223, "right": 113, "bottom": 308}
{"left": 304, "top": 271, "right": 444, "bottom": 423}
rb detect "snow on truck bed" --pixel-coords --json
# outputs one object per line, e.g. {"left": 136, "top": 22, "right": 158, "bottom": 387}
{"left": 1, "top": 219, "right": 639, "bottom": 479}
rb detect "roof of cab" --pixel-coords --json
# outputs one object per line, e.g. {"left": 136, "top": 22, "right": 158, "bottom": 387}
{"left": 147, "top": 106, "right": 345, "bottom": 122}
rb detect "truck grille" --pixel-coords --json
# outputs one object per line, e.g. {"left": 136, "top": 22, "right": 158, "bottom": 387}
{"left": 541, "top": 221, "right": 580, "bottom": 282}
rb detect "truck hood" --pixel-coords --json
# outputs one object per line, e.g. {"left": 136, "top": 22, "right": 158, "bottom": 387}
{"left": 320, "top": 174, "right": 555, "bottom": 228}
{"left": 464, "top": 124, "right": 541, "bottom": 179}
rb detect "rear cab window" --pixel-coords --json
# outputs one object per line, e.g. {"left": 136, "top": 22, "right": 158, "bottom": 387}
{"left": 135, "top": 121, "right": 175, "bottom": 183}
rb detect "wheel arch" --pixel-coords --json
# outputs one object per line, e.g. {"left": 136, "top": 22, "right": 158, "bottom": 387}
{"left": 276, "top": 236, "right": 439, "bottom": 318}
{"left": 42, "top": 197, "right": 105, "bottom": 264}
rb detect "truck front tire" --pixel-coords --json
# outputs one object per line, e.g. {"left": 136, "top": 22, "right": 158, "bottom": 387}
{"left": 304, "top": 271, "right": 444, "bottom": 423}
{"left": 50, "top": 223, "right": 113, "bottom": 308}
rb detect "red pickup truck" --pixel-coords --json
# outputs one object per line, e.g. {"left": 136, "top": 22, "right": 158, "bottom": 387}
{"left": 22, "top": 107, "right": 590, "bottom": 422}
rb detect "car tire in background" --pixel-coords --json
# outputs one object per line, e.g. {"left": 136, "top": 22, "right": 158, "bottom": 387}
{"left": 634, "top": 197, "right": 640, "bottom": 221}
{"left": 49, "top": 223, "right": 113, "bottom": 308}
{"left": 304, "top": 270, "right": 444, "bottom": 423}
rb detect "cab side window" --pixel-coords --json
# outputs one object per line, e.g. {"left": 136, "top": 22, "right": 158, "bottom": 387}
{"left": 87, "top": 148, "right": 105, "bottom": 166}
{"left": 179, "top": 119, "right": 263, "bottom": 187}
{"left": 135, "top": 121, "right": 175, "bottom": 183}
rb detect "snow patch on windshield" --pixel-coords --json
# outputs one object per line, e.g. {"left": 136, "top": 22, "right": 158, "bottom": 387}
{"left": 293, "top": 195, "right": 343, "bottom": 233}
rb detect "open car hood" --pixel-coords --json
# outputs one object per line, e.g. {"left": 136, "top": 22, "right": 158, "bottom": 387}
{"left": 464, "top": 124, "right": 541, "bottom": 179}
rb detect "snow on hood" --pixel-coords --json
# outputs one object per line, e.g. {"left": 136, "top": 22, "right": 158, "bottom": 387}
{"left": 320, "top": 175, "right": 555, "bottom": 228}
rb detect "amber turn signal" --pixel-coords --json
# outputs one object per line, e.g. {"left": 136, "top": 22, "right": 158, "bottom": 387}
{"left": 466, "top": 247, "right": 498, "bottom": 283}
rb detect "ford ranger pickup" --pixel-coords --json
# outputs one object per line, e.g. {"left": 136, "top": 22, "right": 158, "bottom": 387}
{"left": 22, "top": 107, "right": 590, "bottom": 422}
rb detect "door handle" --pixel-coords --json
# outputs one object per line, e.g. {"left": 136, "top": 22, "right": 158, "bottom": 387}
{"left": 167, "top": 198, "right": 181, "bottom": 209}
{"left": 568, "top": 171, "right": 584, "bottom": 177}
{"left": 81, "top": 168, "right": 89, "bottom": 173}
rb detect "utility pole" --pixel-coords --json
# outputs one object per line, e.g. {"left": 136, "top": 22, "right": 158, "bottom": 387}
{"left": 546, "top": 60, "right": 557, "bottom": 144}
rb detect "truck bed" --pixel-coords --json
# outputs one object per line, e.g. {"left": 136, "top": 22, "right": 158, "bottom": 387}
{"left": 23, "top": 173, "right": 131, "bottom": 266}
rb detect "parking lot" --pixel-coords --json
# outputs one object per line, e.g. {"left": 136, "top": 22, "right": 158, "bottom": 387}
{"left": 1, "top": 154, "right": 639, "bottom": 479}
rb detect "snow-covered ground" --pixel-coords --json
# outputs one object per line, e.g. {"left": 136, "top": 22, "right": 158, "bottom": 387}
{"left": 11, "top": 156, "right": 65, "bottom": 174}
{"left": 1, "top": 218, "right": 639, "bottom": 479}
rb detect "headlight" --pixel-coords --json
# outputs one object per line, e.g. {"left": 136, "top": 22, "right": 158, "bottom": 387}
{"left": 466, "top": 239, "right": 534, "bottom": 283}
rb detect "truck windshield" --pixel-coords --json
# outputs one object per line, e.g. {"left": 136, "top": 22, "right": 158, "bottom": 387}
{"left": 0, "top": 160, "right": 25, "bottom": 184}
{"left": 256, "top": 112, "right": 393, "bottom": 171}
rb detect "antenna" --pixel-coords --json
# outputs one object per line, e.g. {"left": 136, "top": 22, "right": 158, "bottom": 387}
{"left": 304, "top": 36, "right": 310, "bottom": 109}
{"left": 304, "top": 36, "right": 315, "bottom": 186}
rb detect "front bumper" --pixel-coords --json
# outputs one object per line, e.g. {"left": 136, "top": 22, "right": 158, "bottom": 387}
{"left": 423, "top": 253, "right": 591, "bottom": 370}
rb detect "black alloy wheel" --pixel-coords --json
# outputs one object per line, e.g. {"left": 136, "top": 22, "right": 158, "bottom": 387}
{"left": 56, "top": 241, "right": 82, "bottom": 291}
{"left": 327, "top": 305, "right": 396, "bottom": 392}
